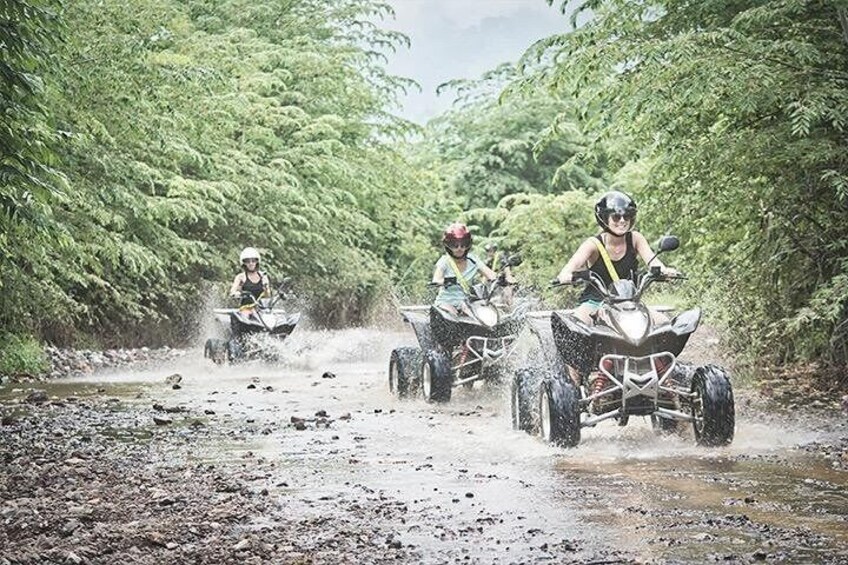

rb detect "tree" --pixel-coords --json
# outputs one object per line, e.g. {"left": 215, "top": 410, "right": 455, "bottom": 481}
{"left": 525, "top": 0, "right": 848, "bottom": 364}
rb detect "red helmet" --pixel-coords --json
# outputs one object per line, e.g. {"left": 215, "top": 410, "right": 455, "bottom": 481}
{"left": 442, "top": 222, "right": 472, "bottom": 256}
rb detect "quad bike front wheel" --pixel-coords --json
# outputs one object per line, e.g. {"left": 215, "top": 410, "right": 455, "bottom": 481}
{"left": 422, "top": 350, "right": 452, "bottom": 403}
{"left": 389, "top": 347, "right": 421, "bottom": 399}
{"left": 539, "top": 376, "right": 581, "bottom": 448}
{"left": 691, "top": 364, "right": 735, "bottom": 446}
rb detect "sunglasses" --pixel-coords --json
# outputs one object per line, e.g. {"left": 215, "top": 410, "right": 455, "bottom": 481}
{"left": 447, "top": 241, "right": 469, "bottom": 249}
{"left": 243, "top": 259, "right": 258, "bottom": 264}
{"left": 609, "top": 213, "right": 634, "bottom": 223}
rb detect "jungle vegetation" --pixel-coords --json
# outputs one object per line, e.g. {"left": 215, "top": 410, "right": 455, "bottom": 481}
{"left": 1, "top": 0, "right": 846, "bottom": 374}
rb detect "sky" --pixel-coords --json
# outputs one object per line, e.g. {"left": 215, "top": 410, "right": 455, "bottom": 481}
{"left": 382, "top": 0, "right": 570, "bottom": 124}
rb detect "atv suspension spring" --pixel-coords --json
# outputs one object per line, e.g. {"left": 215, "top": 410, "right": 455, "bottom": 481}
{"left": 591, "top": 373, "right": 611, "bottom": 396}
{"left": 589, "top": 372, "right": 613, "bottom": 414}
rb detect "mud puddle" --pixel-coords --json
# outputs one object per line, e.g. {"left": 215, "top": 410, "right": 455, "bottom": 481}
{"left": 2, "top": 328, "right": 847, "bottom": 564}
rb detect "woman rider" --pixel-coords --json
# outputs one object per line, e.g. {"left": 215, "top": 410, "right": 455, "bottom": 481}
{"left": 556, "top": 191, "right": 678, "bottom": 321}
{"left": 229, "top": 247, "right": 270, "bottom": 306}
{"left": 555, "top": 192, "right": 678, "bottom": 383}
{"left": 432, "top": 223, "right": 499, "bottom": 316}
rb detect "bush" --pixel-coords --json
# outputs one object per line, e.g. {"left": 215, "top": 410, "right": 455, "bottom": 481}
{"left": 0, "top": 334, "right": 49, "bottom": 377}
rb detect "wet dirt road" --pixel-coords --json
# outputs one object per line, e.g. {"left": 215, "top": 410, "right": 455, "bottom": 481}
{"left": 2, "top": 328, "right": 847, "bottom": 564}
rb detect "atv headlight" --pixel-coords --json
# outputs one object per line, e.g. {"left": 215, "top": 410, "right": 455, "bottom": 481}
{"left": 616, "top": 310, "right": 649, "bottom": 342}
{"left": 472, "top": 304, "right": 499, "bottom": 327}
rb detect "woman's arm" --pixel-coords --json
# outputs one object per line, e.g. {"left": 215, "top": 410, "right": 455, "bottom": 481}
{"left": 261, "top": 273, "right": 271, "bottom": 297}
{"left": 229, "top": 273, "right": 244, "bottom": 297}
{"left": 477, "top": 261, "right": 497, "bottom": 282}
{"left": 557, "top": 239, "right": 598, "bottom": 283}
{"left": 431, "top": 260, "right": 445, "bottom": 285}
{"left": 632, "top": 231, "right": 678, "bottom": 275}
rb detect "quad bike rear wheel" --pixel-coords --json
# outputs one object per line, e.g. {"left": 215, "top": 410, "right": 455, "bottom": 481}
{"left": 691, "top": 364, "right": 735, "bottom": 446}
{"left": 539, "top": 375, "right": 581, "bottom": 448}
{"left": 389, "top": 347, "right": 421, "bottom": 398}
{"left": 204, "top": 338, "right": 228, "bottom": 365}
{"left": 511, "top": 368, "right": 539, "bottom": 432}
{"left": 652, "top": 362, "right": 695, "bottom": 435}
{"left": 422, "top": 350, "right": 452, "bottom": 403}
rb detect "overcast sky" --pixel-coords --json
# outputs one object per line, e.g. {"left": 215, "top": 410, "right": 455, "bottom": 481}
{"left": 383, "top": 0, "right": 569, "bottom": 124}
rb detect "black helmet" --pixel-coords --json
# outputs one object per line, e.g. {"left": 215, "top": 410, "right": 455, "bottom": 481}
{"left": 595, "top": 191, "right": 637, "bottom": 233}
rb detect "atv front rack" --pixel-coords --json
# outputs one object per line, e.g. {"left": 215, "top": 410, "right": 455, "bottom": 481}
{"left": 580, "top": 352, "right": 696, "bottom": 428}
{"left": 451, "top": 334, "right": 519, "bottom": 387}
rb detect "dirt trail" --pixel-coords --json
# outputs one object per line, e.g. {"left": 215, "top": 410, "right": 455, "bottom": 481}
{"left": 1, "top": 327, "right": 847, "bottom": 564}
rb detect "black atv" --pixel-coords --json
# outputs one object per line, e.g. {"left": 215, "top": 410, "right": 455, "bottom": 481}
{"left": 204, "top": 280, "right": 300, "bottom": 364}
{"left": 512, "top": 236, "right": 734, "bottom": 447}
{"left": 389, "top": 256, "right": 527, "bottom": 403}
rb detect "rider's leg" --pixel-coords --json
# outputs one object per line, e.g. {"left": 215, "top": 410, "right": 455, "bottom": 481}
{"left": 437, "top": 303, "right": 459, "bottom": 316}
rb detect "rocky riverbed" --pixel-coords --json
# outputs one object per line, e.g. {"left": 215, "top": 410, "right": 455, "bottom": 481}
{"left": 1, "top": 328, "right": 847, "bottom": 564}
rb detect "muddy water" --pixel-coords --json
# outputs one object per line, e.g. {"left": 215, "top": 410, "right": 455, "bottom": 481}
{"left": 10, "top": 328, "right": 848, "bottom": 564}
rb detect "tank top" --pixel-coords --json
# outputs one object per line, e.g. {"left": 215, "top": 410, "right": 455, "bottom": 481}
{"left": 579, "top": 232, "right": 638, "bottom": 303}
{"left": 434, "top": 253, "right": 481, "bottom": 306}
{"left": 240, "top": 271, "right": 266, "bottom": 306}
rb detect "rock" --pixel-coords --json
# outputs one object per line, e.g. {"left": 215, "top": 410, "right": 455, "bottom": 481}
{"left": 339, "top": 413, "right": 351, "bottom": 421}
{"left": 315, "top": 410, "right": 328, "bottom": 418}
{"left": 172, "top": 384, "right": 182, "bottom": 390}
{"left": 294, "top": 421, "right": 307, "bottom": 431}
{"left": 322, "top": 371, "right": 336, "bottom": 379}
{"left": 153, "top": 416, "right": 173, "bottom": 426}
{"left": 234, "top": 538, "right": 250, "bottom": 551}
{"left": 247, "top": 384, "right": 256, "bottom": 390}
{"left": 25, "top": 390, "right": 48, "bottom": 404}
{"left": 165, "top": 373, "right": 182, "bottom": 386}
{"left": 204, "top": 409, "right": 216, "bottom": 415}
{"left": 2, "top": 415, "right": 16, "bottom": 426}
{"left": 61, "top": 519, "right": 82, "bottom": 537}
{"left": 66, "top": 551, "right": 83, "bottom": 564}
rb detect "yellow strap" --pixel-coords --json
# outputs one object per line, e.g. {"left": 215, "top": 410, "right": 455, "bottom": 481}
{"left": 445, "top": 255, "right": 472, "bottom": 294}
{"left": 591, "top": 237, "right": 619, "bottom": 282}
{"left": 491, "top": 254, "right": 500, "bottom": 271}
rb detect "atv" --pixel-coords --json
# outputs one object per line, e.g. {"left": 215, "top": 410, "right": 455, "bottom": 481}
{"left": 204, "top": 280, "right": 300, "bottom": 364}
{"left": 512, "top": 236, "right": 735, "bottom": 447}
{"left": 389, "top": 256, "right": 527, "bottom": 403}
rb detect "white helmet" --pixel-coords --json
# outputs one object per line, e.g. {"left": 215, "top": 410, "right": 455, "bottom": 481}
{"left": 239, "top": 247, "right": 260, "bottom": 263}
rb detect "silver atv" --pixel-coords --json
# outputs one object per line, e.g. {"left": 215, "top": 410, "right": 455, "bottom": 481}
{"left": 389, "top": 256, "right": 528, "bottom": 403}
{"left": 512, "top": 236, "right": 735, "bottom": 447}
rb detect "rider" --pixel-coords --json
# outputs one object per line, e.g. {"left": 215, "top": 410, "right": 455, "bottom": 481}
{"left": 229, "top": 247, "right": 270, "bottom": 307}
{"left": 556, "top": 191, "right": 678, "bottom": 322}
{"left": 484, "top": 241, "right": 515, "bottom": 307}
{"left": 432, "top": 223, "right": 500, "bottom": 316}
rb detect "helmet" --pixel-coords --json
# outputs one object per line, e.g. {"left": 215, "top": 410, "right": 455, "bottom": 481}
{"left": 239, "top": 247, "right": 261, "bottom": 264}
{"left": 442, "top": 223, "right": 472, "bottom": 256}
{"left": 595, "top": 191, "right": 637, "bottom": 233}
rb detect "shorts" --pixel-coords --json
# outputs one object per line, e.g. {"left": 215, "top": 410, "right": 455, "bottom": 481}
{"left": 580, "top": 299, "right": 602, "bottom": 311}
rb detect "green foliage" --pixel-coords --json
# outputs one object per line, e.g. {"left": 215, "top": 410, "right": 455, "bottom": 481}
{"left": 421, "top": 73, "right": 608, "bottom": 211}
{"left": 527, "top": 0, "right": 848, "bottom": 365}
{"left": 0, "top": 0, "right": 450, "bottom": 345}
{"left": 0, "top": 333, "right": 49, "bottom": 376}
{"left": 464, "top": 190, "right": 596, "bottom": 305}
